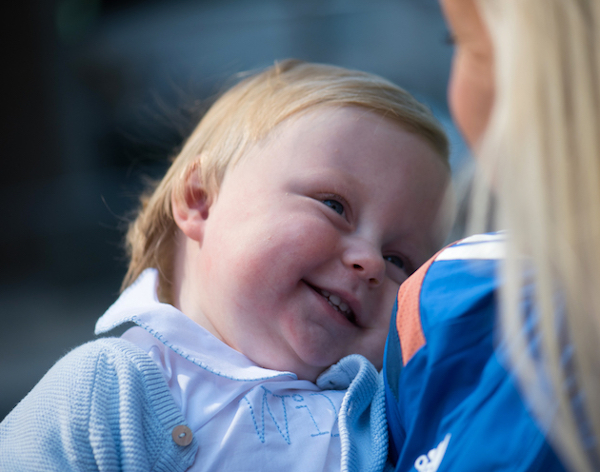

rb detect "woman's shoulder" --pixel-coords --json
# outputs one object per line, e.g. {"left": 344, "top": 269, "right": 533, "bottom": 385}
{"left": 393, "top": 232, "right": 504, "bottom": 366}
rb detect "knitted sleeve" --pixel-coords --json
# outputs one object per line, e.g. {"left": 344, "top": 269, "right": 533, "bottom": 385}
{"left": 0, "top": 338, "right": 198, "bottom": 471}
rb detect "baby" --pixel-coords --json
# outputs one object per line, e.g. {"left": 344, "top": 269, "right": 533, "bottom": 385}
{"left": 0, "top": 60, "right": 451, "bottom": 471}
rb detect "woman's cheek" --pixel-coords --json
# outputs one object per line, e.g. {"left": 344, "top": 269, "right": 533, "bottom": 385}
{"left": 448, "top": 51, "right": 495, "bottom": 149}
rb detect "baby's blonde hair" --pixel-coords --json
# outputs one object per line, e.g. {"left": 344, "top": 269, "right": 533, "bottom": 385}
{"left": 123, "top": 59, "right": 449, "bottom": 301}
{"left": 472, "top": 1, "right": 600, "bottom": 470}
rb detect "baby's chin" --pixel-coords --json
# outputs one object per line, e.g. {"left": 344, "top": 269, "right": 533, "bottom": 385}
{"left": 243, "top": 350, "right": 332, "bottom": 383}
{"left": 259, "top": 353, "right": 384, "bottom": 384}
{"left": 239, "top": 336, "right": 385, "bottom": 383}
{"left": 263, "top": 358, "right": 328, "bottom": 383}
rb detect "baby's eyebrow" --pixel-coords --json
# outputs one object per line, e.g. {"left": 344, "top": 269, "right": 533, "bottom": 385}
{"left": 298, "top": 167, "right": 362, "bottom": 191}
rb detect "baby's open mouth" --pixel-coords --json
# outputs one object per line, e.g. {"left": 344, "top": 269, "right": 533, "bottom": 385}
{"left": 307, "top": 283, "right": 358, "bottom": 325}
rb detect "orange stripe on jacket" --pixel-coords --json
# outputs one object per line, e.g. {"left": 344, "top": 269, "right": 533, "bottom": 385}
{"left": 395, "top": 251, "right": 440, "bottom": 366}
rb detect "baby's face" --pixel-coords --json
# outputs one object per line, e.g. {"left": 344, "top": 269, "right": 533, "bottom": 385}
{"left": 185, "top": 106, "right": 449, "bottom": 381}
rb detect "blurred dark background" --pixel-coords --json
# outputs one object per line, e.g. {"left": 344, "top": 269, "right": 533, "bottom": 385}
{"left": 1, "top": 0, "right": 468, "bottom": 420}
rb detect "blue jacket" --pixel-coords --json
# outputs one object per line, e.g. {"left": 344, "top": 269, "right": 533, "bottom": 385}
{"left": 0, "top": 338, "right": 198, "bottom": 472}
{"left": 384, "top": 234, "right": 566, "bottom": 471}
{"left": 0, "top": 338, "right": 387, "bottom": 471}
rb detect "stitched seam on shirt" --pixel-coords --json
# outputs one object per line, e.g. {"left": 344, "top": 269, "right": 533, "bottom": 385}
{"left": 131, "top": 316, "right": 294, "bottom": 382}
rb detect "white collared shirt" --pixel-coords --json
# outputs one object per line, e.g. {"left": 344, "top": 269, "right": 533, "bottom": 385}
{"left": 95, "top": 269, "right": 345, "bottom": 472}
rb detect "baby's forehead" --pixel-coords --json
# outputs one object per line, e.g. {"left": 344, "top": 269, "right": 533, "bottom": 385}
{"left": 248, "top": 105, "right": 420, "bottom": 150}
{"left": 222, "top": 106, "right": 447, "bottom": 196}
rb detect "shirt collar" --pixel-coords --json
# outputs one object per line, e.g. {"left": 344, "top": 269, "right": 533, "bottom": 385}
{"left": 95, "top": 268, "right": 297, "bottom": 382}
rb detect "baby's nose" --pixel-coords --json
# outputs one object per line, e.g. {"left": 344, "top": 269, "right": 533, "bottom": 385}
{"left": 343, "top": 239, "right": 386, "bottom": 286}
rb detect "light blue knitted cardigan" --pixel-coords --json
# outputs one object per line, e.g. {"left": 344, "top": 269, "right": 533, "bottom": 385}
{"left": 0, "top": 338, "right": 388, "bottom": 471}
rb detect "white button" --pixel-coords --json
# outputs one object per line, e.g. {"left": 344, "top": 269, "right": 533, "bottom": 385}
{"left": 172, "top": 425, "right": 193, "bottom": 446}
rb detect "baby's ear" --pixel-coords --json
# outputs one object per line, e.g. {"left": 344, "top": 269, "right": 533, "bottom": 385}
{"left": 172, "top": 169, "right": 212, "bottom": 243}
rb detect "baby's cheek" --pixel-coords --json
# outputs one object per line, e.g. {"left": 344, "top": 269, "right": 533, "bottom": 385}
{"left": 362, "top": 285, "right": 399, "bottom": 368}
{"left": 285, "top": 216, "right": 338, "bottom": 253}
{"left": 362, "top": 332, "right": 389, "bottom": 371}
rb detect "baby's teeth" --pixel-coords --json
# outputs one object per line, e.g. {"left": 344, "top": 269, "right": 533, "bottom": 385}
{"left": 319, "top": 289, "right": 352, "bottom": 316}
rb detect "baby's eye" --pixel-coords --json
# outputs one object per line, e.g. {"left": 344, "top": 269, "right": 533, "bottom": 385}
{"left": 384, "top": 255, "right": 405, "bottom": 270}
{"left": 322, "top": 199, "right": 345, "bottom": 216}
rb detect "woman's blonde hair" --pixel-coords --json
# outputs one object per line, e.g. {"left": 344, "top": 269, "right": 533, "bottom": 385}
{"left": 471, "top": 1, "right": 600, "bottom": 470}
{"left": 123, "top": 59, "right": 449, "bottom": 302}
